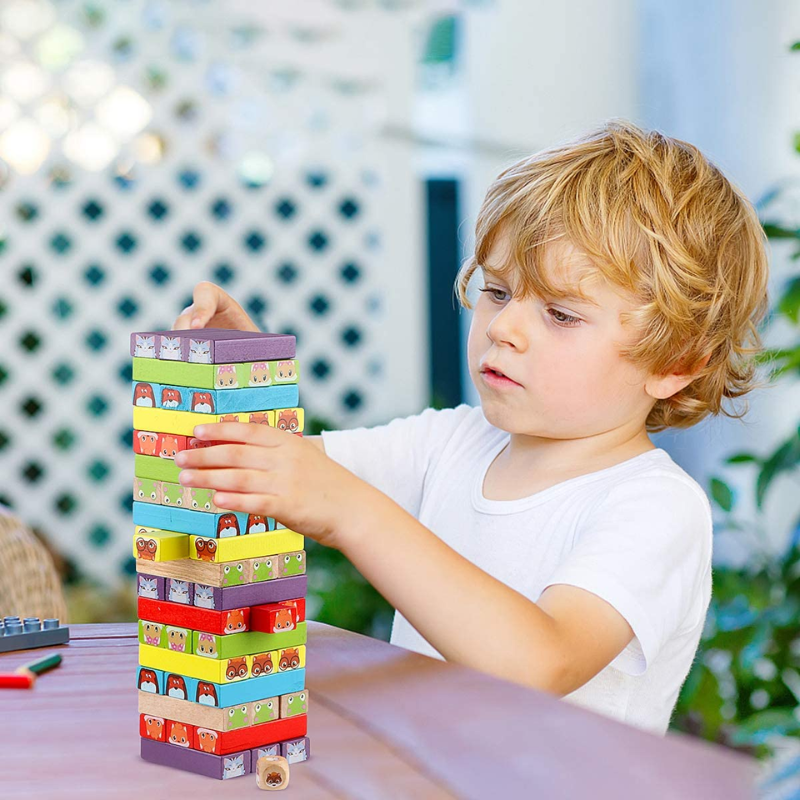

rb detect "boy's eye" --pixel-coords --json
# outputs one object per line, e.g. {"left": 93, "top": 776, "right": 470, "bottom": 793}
{"left": 479, "top": 287, "right": 509, "bottom": 303}
{"left": 548, "top": 308, "right": 581, "bottom": 326}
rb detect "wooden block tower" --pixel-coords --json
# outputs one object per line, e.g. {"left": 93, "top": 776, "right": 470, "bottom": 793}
{"left": 131, "top": 328, "right": 310, "bottom": 780}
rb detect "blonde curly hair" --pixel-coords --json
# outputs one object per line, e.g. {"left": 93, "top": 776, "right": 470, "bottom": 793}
{"left": 455, "top": 119, "right": 771, "bottom": 432}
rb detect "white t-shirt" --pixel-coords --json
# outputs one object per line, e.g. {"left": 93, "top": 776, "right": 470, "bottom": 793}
{"left": 321, "top": 403, "right": 713, "bottom": 736}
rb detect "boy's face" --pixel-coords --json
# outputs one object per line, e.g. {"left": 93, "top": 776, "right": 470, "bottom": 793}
{"left": 467, "top": 233, "right": 657, "bottom": 440}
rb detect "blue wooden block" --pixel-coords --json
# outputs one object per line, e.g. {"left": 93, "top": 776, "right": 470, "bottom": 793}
{"left": 132, "top": 382, "right": 298, "bottom": 414}
{"left": 132, "top": 502, "right": 274, "bottom": 538}
{"left": 162, "top": 668, "right": 306, "bottom": 707}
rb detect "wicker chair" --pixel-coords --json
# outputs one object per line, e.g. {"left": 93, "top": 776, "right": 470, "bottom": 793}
{"left": 0, "top": 507, "right": 68, "bottom": 622}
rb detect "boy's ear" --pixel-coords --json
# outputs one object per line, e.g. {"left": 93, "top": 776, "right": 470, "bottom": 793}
{"left": 645, "top": 350, "right": 712, "bottom": 401}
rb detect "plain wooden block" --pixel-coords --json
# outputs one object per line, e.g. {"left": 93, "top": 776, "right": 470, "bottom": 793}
{"left": 256, "top": 755, "right": 291, "bottom": 791}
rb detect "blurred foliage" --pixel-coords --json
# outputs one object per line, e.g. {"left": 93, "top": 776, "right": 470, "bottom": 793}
{"left": 671, "top": 59, "right": 800, "bottom": 773}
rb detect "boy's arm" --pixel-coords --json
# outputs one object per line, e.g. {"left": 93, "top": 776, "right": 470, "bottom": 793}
{"left": 306, "top": 435, "right": 325, "bottom": 454}
{"left": 338, "top": 492, "right": 635, "bottom": 696}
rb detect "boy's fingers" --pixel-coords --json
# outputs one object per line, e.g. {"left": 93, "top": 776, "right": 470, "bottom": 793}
{"left": 193, "top": 422, "right": 288, "bottom": 447}
{"left": 180, "top": 468, "right": 271, "bottom": 494}
{"left": 186, "top": 282, "right": 220, "bottom": 328}
{"left": 177, "top": 443, "right": 274, "bottom": 470}
{"left": 172, "top": 305, "right": 195, "bottom": 330}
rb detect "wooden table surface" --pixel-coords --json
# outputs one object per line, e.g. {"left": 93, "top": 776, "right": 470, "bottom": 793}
{"left": 0, "top": 622, "right": 756, "bottom": 799}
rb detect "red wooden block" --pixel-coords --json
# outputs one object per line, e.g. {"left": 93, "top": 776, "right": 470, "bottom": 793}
{"left": 250, "top": 598, "right": 305, "bottom": 634}
{"left": 166, "top": 719, "right": 195, "bottom": 749}
{"left": 138, "top": 597, "right": 250, "bottom": 636}
{"left": 199, "top": 715, "right": 307, "bottom": 756}
{"left": 140, "top": 713, "right": 166, "bottom": 742}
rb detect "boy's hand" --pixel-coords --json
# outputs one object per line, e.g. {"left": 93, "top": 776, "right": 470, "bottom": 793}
{"left": 174, "top": 423, "right": 375, "bottom": 551}
{"left": 173, "top": 282, "right": 260, "bottom": 333}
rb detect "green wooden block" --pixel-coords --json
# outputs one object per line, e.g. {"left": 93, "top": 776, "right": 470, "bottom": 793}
{"left": 191, "top": 622, "right": 307, "bottom": 660}
{"left": 132, "top": 357, "right": 300, "bottom": 390}
{"left": 135, "top": 454, "right": 181, "bottom": 483}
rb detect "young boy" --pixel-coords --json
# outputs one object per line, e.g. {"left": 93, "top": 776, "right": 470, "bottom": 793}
{"left": 172, "top": 120, "right": 770, "bottom": 736}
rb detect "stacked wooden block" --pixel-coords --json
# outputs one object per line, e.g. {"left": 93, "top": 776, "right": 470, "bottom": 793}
{"left": 131, "top": 328, "right": 310, "bottom": 780}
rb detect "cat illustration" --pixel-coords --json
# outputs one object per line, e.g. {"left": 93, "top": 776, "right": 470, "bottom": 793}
{"left": 285, "top": 739, "right": 308, "bottom": 764}
{"left": 168, "top": 579, "right": 190, "bottom": 605}
{"left": 249, "top": 362, "right": 271, "bottom": 386}
{"left": 216, "top": 364, "right": 238, "bottom": 388}
{"left": 222, "top": 754, "right": 245, "bottom": 779}
{"left": 189, "top": 339, "right": 211, "bottom": 363}
{"left": 194, "top": 584, "right": 215, "bottom": 609}
{"left": 138, "top": 576, "right": 159, "bottom": 599}
{"left": 159, "top": 336, "right": 182, "bottom": 360}
{"left": 134, "top": 335, "right": 156, "bottom": 358}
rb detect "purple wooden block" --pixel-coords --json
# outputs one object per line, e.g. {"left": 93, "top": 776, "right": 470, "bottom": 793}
{"left": 281, "top": 736, "right": 310, "bottom": 764}
{"left": 132, "top": 328, "right": 296, "bottom": 363}
{"left": 140, "top": 738, "right": 251, "bottom": 779}
{"left": 213, "top": 575, "right": 307, "bottom": 611}
{"left": 137, "top": 573, "right": 165, "bottom": 601}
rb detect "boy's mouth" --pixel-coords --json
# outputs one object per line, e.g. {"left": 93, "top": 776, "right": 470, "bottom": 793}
{"left": 480, "top": 363, "right": 521, "bottom": 387}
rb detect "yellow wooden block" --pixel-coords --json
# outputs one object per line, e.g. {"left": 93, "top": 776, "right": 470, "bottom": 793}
{"left": 133, "top": 407, "right": 246, "bottom": 437}
{"left": 189, "top": 529, "right": 304, "bottom": 563}
{"left": 132, "top": 406, "right": 305, "bottom": 437}
{"left": 139, "top": 643, "right": 306, "bottom": 684}
{"left": 133, "top": 526, "right": 189, "bottom": 562}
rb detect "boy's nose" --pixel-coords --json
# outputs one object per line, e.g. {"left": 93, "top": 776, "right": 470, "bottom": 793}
{"left": 485, "top": 300, "right": 529, "bottom": 351}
